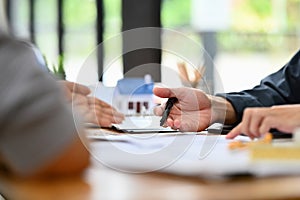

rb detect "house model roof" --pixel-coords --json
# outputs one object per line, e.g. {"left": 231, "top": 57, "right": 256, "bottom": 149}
{"left": 116, "top": 78, "right": 154, "bottom": 95}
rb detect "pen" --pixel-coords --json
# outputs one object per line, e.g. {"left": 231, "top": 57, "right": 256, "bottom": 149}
{"left": 160, "top": 97, "right": 178, "bottom": 126}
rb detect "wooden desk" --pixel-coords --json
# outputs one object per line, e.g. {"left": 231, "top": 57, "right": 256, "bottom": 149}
{"left": 1, "top": 130, "right": 300, "bottom": 200}
{"left": 1, "top": 163, "right": 300, "bottom": 200}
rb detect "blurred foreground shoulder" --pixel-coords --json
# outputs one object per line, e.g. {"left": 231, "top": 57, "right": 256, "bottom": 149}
{"left": 0, "top": 36, "right": 90, "bottom": 178}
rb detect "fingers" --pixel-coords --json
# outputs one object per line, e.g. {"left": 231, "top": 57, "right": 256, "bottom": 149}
{"left": 72, "top": 82, "right": 91, "bottom": 95}
{"left": 92, "top": 105, "right": 125, "bottom": 121}
{"left": 72, "top": 94, "right": 90, "bottom": 117}
{"left": 167, "top": 117, "right": 201, "bottom": 132}
{"left": 248, "top": 109, "right": 262, "bottom": 138}
{"left": 72, "top": 93, "right": 88, "bottom": 106}
{"left": 88, "top": 97, "right": 125, "bottom": 119}
{"left": 226, "top": 123, "right": 243, "bottom": 139}
{"left": 61, "top": 81, "right": 125, "bottom": 127}
{"left": 173, "top": 119, "right": 181, "bottom": 130}
{"left": 61, "top": 81, "right": 91, "bottom": 95}
{"left": 87, "top": 97, "right": 125, "bottom": 126}
{"left": 166, "top": 118, "right": 176, "bottom": 129}
{"left": 153, "top": 105, "right": 165, "bottom": 116}
{"left": 226, "top": 108, "right": 271, "bottom": 139}
{"left": 153, "top": 87, "right": 181, "bottom": 118}
{"left": 240, "top": 108, "right": 257, "bottom": 139}
{"left": 161, "top": 118, "right": 181, "bottom": 130}
{"left": 153, "top": 87, "right": 206, "bottom": 132}
{"left": 259, "top": 117, "right": 274, "bottom": 135}
{"left": 72, "top": 93, "right": 125, "bottom": 127}
{"left": 91, "top": 108, "right": 124, "bottom": 126}
{"left": 162, "top": 114, "right": 200, "bottom": 132}
{"left": 88, "top": 97, "right": 113, "bottom": 109}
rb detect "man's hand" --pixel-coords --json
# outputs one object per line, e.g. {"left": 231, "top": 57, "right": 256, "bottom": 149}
{"left": 153, "top": 87, "right": 212, "bottom": 131}
{"left": 226, "top": 105, "right": 300, "bottom": 139}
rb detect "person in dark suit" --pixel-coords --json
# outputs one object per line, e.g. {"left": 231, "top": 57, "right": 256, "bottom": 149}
{"left": 153, "top": 49, "right": 300, "bottom": 139}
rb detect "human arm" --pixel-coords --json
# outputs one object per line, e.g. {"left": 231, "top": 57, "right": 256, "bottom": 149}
{"left": 32, "top": 132, "right": 90, "bottom": 177}
{"left": 216, "top": 50, "right": 300, "bottom": 123}
{"left": 153, "top": 87, "right": 237, "bottom": 131}
{"left": 0, "top": 38, "right": 89, "bottom": 178}
{"left": 0, "top": 79, "right": 90, "bottom": 178}
{"left": 226, "top": 104, "right": 300, "bottom": 139}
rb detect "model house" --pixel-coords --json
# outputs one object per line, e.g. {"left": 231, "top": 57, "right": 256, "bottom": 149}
{"left": 113, "top": 76, "right": 155, "bottom": 116}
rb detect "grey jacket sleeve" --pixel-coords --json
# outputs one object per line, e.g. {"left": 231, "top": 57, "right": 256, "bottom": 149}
{"left": 216, "top": 50, "right": 300, "bottom": 123}
{"left": 0, "top": 37, "right": 83, "bottom": 176}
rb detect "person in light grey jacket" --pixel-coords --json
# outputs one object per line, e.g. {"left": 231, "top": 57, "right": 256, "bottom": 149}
{"left": 0, "top": 35, "right": 91, "bottom": 177}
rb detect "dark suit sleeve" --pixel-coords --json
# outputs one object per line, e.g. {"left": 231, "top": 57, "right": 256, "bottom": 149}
{"left": 216, "top": 50, "right": 300, "bottom": 123}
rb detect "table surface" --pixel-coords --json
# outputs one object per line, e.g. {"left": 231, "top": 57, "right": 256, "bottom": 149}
{"left": 2, "top": 165, "right": 300, "bottom": 200}
{"left": 1, "top": 128, "right": 300, "bottom": 200}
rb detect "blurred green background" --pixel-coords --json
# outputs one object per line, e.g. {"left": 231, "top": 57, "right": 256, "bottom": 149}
{"left": 15, "top": 0, "right": 300, "bottom": 54}
{"left": 12, "top": 0, "right": 300, "bottom": 90}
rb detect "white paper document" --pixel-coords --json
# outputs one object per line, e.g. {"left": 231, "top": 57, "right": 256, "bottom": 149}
{"left": 90, "top": 133, "right": 300, "bottom": 178}
{"left": 112, "top": 115, "right": 178, "bottom": 133}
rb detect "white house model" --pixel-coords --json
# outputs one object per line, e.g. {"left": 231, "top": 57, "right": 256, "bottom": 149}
{"left": 113, "top": 76, "right": 155, "bottom": 116}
